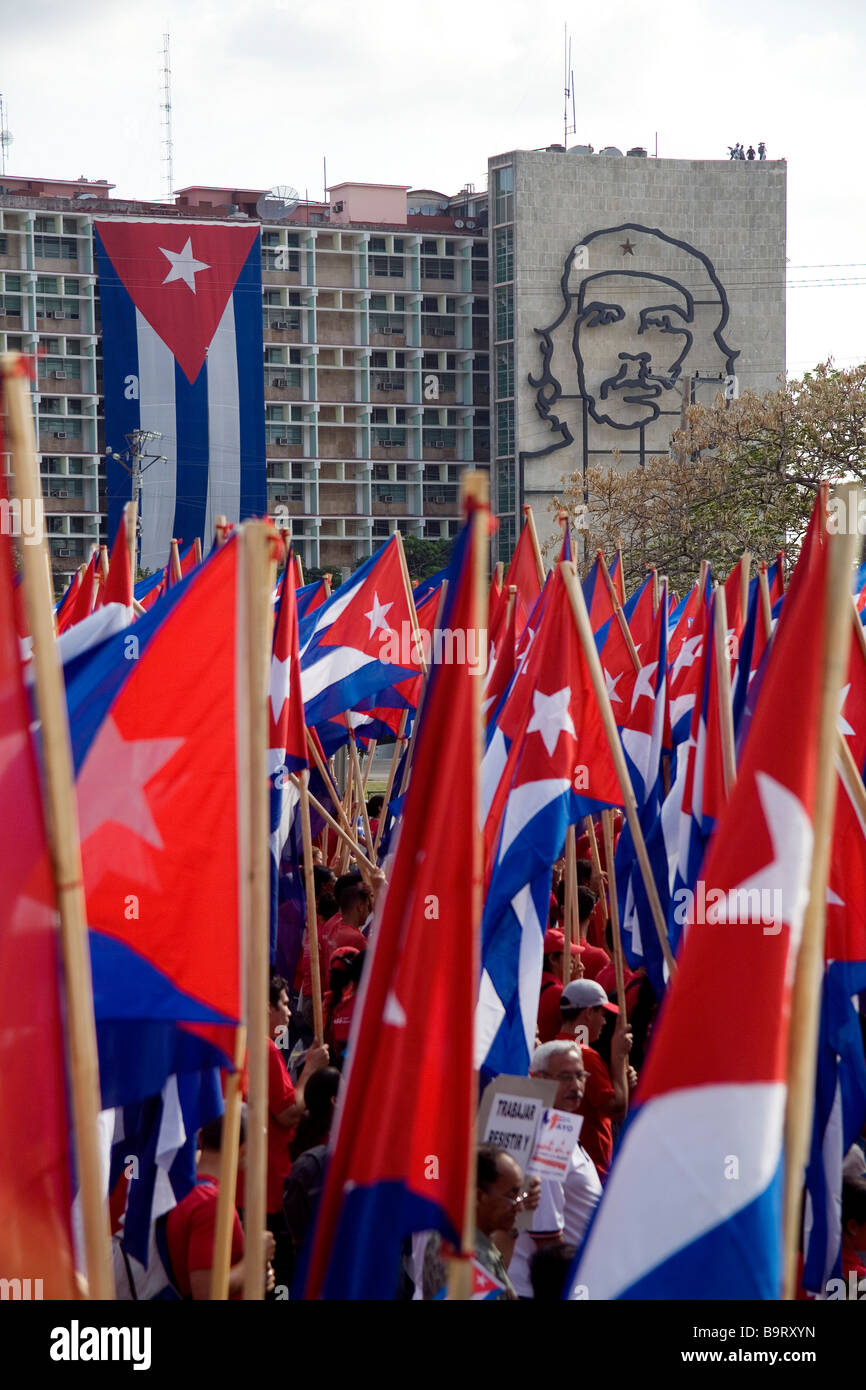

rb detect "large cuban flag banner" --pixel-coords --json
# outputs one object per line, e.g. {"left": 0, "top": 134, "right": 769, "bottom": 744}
{"left": 95, "top": 221, "right": 267, "bottom": 572}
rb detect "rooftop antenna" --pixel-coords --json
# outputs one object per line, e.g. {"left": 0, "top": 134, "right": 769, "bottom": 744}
{"left": 0, "top": 94, "right": 12, "bottom": 176}
{"left": 563, "top": 25, "right": 576, "bottom": 149}
{"left": 160, "top": 32, "right": 174, "bottom": 201}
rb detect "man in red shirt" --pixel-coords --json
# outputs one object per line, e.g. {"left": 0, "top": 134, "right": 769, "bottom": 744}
{"left": 327, "top": 880, "right": 373, "bottom": 963}
{"left": 537, "top": 929, "right": 582, "bottom": 1043}
{"left": 557, "top": 978, "right": 636, "bottom": 1182}
{"left": 165, "top": 1112, "right": 275, "bottom": 1299}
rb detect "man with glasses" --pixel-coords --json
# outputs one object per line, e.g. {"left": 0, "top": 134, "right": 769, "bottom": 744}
{"left": 507, "top": 1041, "right": 603, "bottom": 1298}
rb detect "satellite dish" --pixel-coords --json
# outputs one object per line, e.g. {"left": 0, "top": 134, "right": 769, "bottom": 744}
{"left": 256, "top": 185, "right": 300, "bottom": 221}
{"left": 454, "top": 219, "right": 464, "bottom": 228}
{"left": 466, "top": 219, "right": 476, "bottom": 228}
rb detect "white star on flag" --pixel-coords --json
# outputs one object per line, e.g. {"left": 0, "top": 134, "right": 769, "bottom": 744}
{"left": 269, "top": 653, "right": 290, "bottom": 725}
{"left": 364, "top": 591, "right": 394, "bottom": 640}
{"left": 526, "top": 686, "right": 576, "bottom": 757}
{"left": 673, "top": 634, "right": 702, "bottom": 678}
{"left": 710, "top": 771, "right": 813, "bottom": 968}
{"left": 630, "top": 661, "right": 659, "bottom": 711}
{"left": 160, "top": 238, "right": 211, "bottom": 293}
{"left": 837, "top": 684, "right": 854, "bottom": 738}
{"left": 77, "top": 715, "right": 184, "bottom": 855}
{"left": 516, "top": 627, "right": 535, "bottom": 678}
{"left": 604, "top": 667, "right": 624, "bottom": 703}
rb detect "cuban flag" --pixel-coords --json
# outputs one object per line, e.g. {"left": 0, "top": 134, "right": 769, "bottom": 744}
{"left": 94, "top": 220, "right": 267, "bottom": 574}
{"left": 569, "top": 492, "right": 837, "bottom": 1300}
{"left": 478, "top": 565, "right": 623, "bottom": 1081}
{"left": 299, "top": 536, "right": 418, "bottom": 727}
{"left": 304, "top": 502, "right": 486, "bottom": 1300}
{"left": 64, "top": 538, "right": 246, "bottom": 1108}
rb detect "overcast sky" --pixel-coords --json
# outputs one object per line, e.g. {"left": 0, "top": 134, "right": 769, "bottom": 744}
{"left": 2, "top": 0, "right": 864, "bottom": 374}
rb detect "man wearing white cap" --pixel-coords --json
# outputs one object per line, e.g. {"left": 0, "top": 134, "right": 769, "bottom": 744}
{"left": 558, "top": 979, "right": 636, "bottom": 1183}
{"left": 507, "top": 1041, "right": 603, "bottom": 1298}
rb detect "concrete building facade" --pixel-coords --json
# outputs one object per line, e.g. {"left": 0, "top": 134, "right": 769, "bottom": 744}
{"left": 0, "top": 173, "right": 489, "bottom": 586}
{"left": 488, "top": 149, "right": 787, "bottom": 556}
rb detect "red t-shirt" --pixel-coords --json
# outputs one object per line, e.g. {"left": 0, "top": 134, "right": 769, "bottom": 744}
{"left": 266, "top": 1039, "right": 297, "bottom": 1214}
{"left": 537, "top": 971, "right": 564, "bottom": 1043}
{"left": 165, "top": 1176, "right": 244, "bottom": 1300}
{"left": 578, "top": 1045, "right": 615, "bottom": 1181}
{"left": 329, "top": 921, "right": 367, "bottom": 965}
{"left": 576, "top": 941, "right": 610, "bottom": 980}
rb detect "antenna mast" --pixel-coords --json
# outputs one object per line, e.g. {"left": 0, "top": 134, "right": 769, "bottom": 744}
{"left": 0, "top": 94, "right": 11, "bottom": 177}
{"left": 160, "top": 32, "right": 174, "bottom": 201}
{"left": 563, "top": 26, "right": 576, "bottom": 149}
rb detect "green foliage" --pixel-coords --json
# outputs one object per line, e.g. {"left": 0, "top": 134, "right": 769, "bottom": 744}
{"left": 399, "top": 534, "right": 454, "bottom": 583}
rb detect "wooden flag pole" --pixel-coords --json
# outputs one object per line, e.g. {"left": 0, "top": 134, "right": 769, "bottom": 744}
{"left": 374, "top": 708, "right": 409, "bottom": 858}
{"left": 299, "top": 775, "right": 325, "bottom": 1041}
{"left": 758, "top": 561, "right": 773, "bottom": 643}
{"left": 563, "top": 826, "right": 576, "bottom": 985}
{"left": 561, "top": 562, "right": 677, "bottom": 977}
{"left": 616, "top": 540, "right": 627, "bottom": 602}
{"left": 712, "top": 584, "right": 737, "bottom": 799}
{"left": 522, "top": 503, "right": 547, "bottom": 588}
{"left": 739, "top": 551, "right": 751, "bottom": 628}
{"left": 288, "top": 776, "right": 377, "bottom": 875}
{"left": 240, "top": 522, "right": 278, "bottom": 1301}
{"left": 494, "top": 559, "right": 504, "bottom": 590}
{"left": 397, "top": 579, "right": 449, "bottom": 799}
{"left": 215, "top": 515, "right": 228, "bottom": 548}
{"left": 1, "top": 356, "right": 114, "bottom": 1298}
{"left": 211, "top": 1025, "right": 246, "bottom": 1300}
{"left": 124, "top": 500, "right": 137, "bottom": 592}
{"left": 304, "top": 728, "right": 371, "bottom": 871}
{"left": 361, "top": 738, "right": 377, "bottom": 793}
{"left": 447, "top": 469, "right": 488, "bottom": 1303}
{"left": 97, "top": 543, "right": 109, "bottom": 595}
{"left": 169, "top": 537, "right": 183, "bottom": 585}
{"left": 782, "top": 487, "right": 859, "bottom": 1299}
{"left": 349, "top": 730, "right": 374, "bottom": 854}
{"left": 193, "top": 536, "right": 203, "bottom": 566}
{"left": 583, "top": 814, "right": 604, "bottom": 892}
{"left": 602, "top": 808, "right": 628, "bottom": 1028}
{"left": 599, "top": 552, "right": 641, "bottom": 673}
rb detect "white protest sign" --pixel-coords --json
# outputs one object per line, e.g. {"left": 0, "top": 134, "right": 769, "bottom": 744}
{"left": 526, "top": 1107, "right": 584, "bottom": 1180}
{"left": 476, "top": 1074, "right": 557, "bottom": 1166}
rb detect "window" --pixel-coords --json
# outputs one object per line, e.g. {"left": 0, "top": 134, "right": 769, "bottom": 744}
{"left": 371, "top": 314, "right": 404, "bottom": 335}
{"left": 422, "top": 297, "right": 438, "bottom": 313}
{"left": 496, "top": 402, "right": 515, "bottom": 456}
{"left": 62, "top": 218, "right": 79, "bottom": 235}
{"left": 34, "top": 216, "right": 56, "bottom": 234}
{"left": 266, "top": 422, "right": 303, "bottom": 445}
{"left": 0, "top": 234, "right": 6, "bottom": 255}
{"left": 371, "top": 351, "right": 388, "bottom": 369}
{"left": 373, "top": 519, "right": 390, "bottom": 537}
{"left": 64, "top": 278, "right": 80, "bottom": 296}
{"left": 369, "top": 237, "right": 387, "bottom": 253}
{"left": 369, "top": 294, "right": 387, "bottom": 310}
{"left": 423, "top": 427, "right": 457, "bottom": 448}
{"left": 495, "top": 226, "right": 513, "bottom": 283}
{"left": 374, "top": 483, "right": 407, "bottom": 503}
{"left": 4, "top": 274, "right": 21, "bottom": 292}
{"left": 472, "top": 297, "right": 489, "bottom": 317}
{"left": 421, "top": 255, "right": 454, "bottom": 280}
{"left": 497, "top": 514, "right": 516, "bottom": 560}
{"left": 422, "top": 316, "right": 455, "bottom": 337}
{"left": 493, "top": 165, "right": 513, "bottom": 225}
{"left": 36, "top": 277, "right": 59, "bottom": 295}
{"left": 34, "top": 235, "right": 77, "bottom": 260}
{"left": 424, "top": 521, "right": 442, "bottom": 538}
{"left": 289, "top": 348, "right": 302, "bottom": 364}
{"left": 497, "top": 459, "right": 516, "bottom": 513}
{"left": 372, "top": 427, "right": 406, "bottom": 446}
{"left": 496, "top": 344, "right": 514, "bottom": 398}
{"left": 371, "top": 255, "right": 403, "bottom": 278}
{"left": 495, "top": 286, "right": 513, "bottom": 341}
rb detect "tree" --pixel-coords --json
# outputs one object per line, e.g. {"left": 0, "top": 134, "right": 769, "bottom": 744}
{"left": 550, "top": 361, "right": 866, "bottom": 594}
{"left": 399, "top": 534, "right": 453, "bottom": 584}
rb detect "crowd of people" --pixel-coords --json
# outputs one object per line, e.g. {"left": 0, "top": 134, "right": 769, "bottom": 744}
{"left": 728, "top": 141, "right": 767, "bottom": 160}
{"left": 153, "top": 796, "right": 866, "bottom": 1301}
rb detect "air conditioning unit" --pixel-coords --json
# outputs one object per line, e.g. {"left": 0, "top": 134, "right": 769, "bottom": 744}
{"left": 379, "top": 439, "right": 393, "bottom": 447}
{"left": 379, "top": 494, "right": 394, "bottom": 503}
{"left": 57, "top": 548, "right": 72, "bottom": 557}
{"left": 272, "top": 377, "right": 288, "bottom": 388}
{"left": 273, "top": 320, "right": 290, "bottom": 330}
{"left": 46, "top": 310, "right": 61, "bottom": 319}
{"left": 51, "top": 370, "right": 67, "bottom": 379}
{"left": 275, "top": 436, "right": 291, "bottom": 446}
{"left": 275, "top": 494, "right": 288, "bottom": 503}
{"left": 54, "top": 431, "right": 68, "bottom": 439}
{"left": 432, "top": 328, "right": 449, "bottom": 336}
{"left": 431, "top": 494, "right": 447, "bottom": 504}
{"left": 56, "top": 489, "right": 69, "bottom": 498}
{"left": 430, "top": 438, "right": 446, "bottom": 447}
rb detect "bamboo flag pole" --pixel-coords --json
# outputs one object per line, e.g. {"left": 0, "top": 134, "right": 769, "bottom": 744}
{"left": 583, "top": 814, "right": 604, "bottom": 889}
{"left": 211, "top": 1024, "right": 246, "bottom": 1300}
{"left": 602, "top": 809, "right": 627, "bottom": 1027}
{"left": 1, "top": 355, "right": 114, "bottom": 1298}
{"left": 288, "top": 775, "right": 378, "bottom": 875}
{"left": 563, "top": 826, "right": 576, "bottom": 985}
{"left": 299, "top": 775, "right": 325, "bottom": 1041}
{"left": 374, "top": 708, "right": 409, "bottom": 858}
{"left": 616, "top": 539, "right": 627, "bottom": 602}
{"left": 240, "top": 522, "right": 278, "bottom": 1301}
{"left": 193, "top": 536, "right": 203, "bottom": 566}
{"left": 361, "top": 738, "right": 377, "bottom": 793}
{"left": 494, "top": 559, "right": 504, "bottom": 590}
{"left": 782, "top": 485, "right": 859, "bottom": 1300}
{"left": 712, "top": 584, "right": 737, "bottom": 799}
{"left": 447, "top": 469, "right": 488, "bottom": 1303}
{"left": 349, "top": 729, "right": 374, "bottom": 853}
{"left": 169, "top": 537, "right": 183, "bottom": 585}
{"left": 124, "top": 500, "right": 137, "bottom": 592}
{"left": 651, "top": 565, "right": 659, "bottom": 617}
{"left": 303, "top": 728, "right": 372, "bottom": 879}
{"left": 739, "top": 551, "right": 751, "bottom": 627}
{"left": 599, "top": 552, "right": 641, "bottom": 673}
{"left": 561, "top": 562, "right": 677, "bottom": 977}
{"left": 758, "top": 561, "right": 773, "bottom": 643}
{"left": 522, "top": 503, "right": 547, "bottom": 588}
{"left": 97, "top": 543, "right": 109, "bottom": 594}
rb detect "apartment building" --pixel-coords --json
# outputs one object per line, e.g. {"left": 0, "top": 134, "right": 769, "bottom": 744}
{"left": 0, "top": 173, "right": 489, "bottom": 586}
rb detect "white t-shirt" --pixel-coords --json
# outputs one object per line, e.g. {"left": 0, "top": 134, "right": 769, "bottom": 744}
{"left": 508, "top": 1143, "right": 603, "bottom": 1298}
